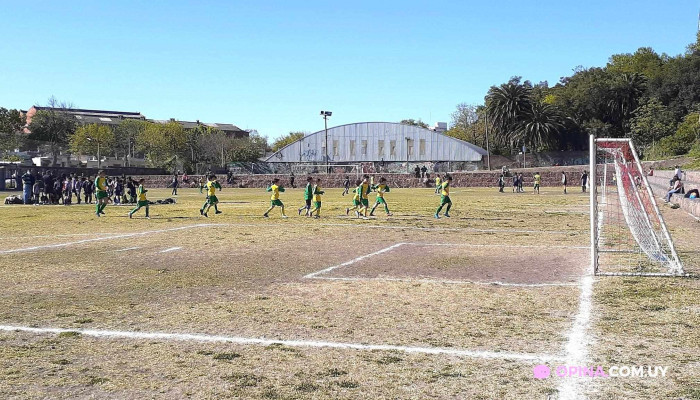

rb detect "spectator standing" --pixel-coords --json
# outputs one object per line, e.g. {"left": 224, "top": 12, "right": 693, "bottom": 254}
{"left": 21, "top": 171, "right": 35, "bottom": 204}
{"left": 581, "top": 171, "right": 588, "bottom": 193}
{"left": 421, "top": 165, "right": 427, "bottom": 178}
{"left": 171, "top": 173, "right": 179, "bottom": 196}
{"left": 74, "top": 176, "right": 83, "bottom": 204}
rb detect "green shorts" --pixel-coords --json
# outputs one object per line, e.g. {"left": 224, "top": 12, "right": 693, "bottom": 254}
{"left": 440, "top": 195, "right": 451, "bottom": 206}
{"left": 361, "top": 199, "right": 369, "bottom": 207}
{"left": 270, "top": 199, "right": 284, "bottom": 207}
{"left": 375, "top": 197, "right": 386, "bottom": 205}
{"left": 313, "top": 201, "right": 321, "bottom": 209}
{"left": 352, "top": 199, "right": 361, "bottom": 206}
{"left": 208, "top": 195, "right": 219, "bottom": 204}
{"left": 96, "top": 191, "right": 108, "bottom": 200}
{"left": 534, "top": 184, "right": 540, "bottom": 189}
{"left": 137, "top": 200, "right": 149, "bottom": 207}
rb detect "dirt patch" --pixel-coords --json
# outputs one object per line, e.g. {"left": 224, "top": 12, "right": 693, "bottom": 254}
{"left": 323, "top": 243, "right": 588, "bottom": 285}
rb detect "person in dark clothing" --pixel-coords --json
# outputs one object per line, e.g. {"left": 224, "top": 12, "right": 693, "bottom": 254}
{"left": 83, "top": 177, "right": 93, "bottom": 204}
{"left": 171, "top": 174, "right": 179, "bottom": 196}
{"left": 414, "top": 166, "right": 420, "bottom": 178}
{"left": 21, "top": 171, "right": 35, "bottom": 204}
{"left": 127, "top": 177, "right": 137, "bottom": 203}
{"left": 421, "top": 165, "right": 428, "bottom": 178}
{"left": 290, "top": 173, "right": 296, "bottom": 188}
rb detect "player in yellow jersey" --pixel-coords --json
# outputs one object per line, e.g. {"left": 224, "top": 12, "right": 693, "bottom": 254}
{"left": 435, "top": 175, "right": 441, "bottom": 194}
{"left": 200, "top": 175, "right": 222, "bottom": 217}
{"left": 345, "top": 179, "right": 363, "bottom": 218}
{"left": 533, "top": 172, "right": 541, "bottom": 194}
{"left": 308, "top": 178, "right": 325, "bottom": 219}
{"left": 94, "top": 170, "right": 109, "bottom": 217}
{"left": 369, "top": 177, "right": 393, "bottom": 217}
{"left": 434, "top": 175, "right": 452, "bottom": 219}
{"left": 358, "top": 175, "right": 371, "bottom": 219}
{"left": 264, "top": 178, "right": 288, "bottom": 218}
{"left": 128, "top": 178, "right": 150, "bottom": 219}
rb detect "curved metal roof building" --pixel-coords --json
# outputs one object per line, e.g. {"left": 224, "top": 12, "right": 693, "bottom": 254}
{"left": 265, "top": 122, "right": 487, "bottom": 163}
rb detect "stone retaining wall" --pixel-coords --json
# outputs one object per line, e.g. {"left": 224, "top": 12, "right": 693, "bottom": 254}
{"left": 132, "top": 165, "right": 593, "bottom": 189}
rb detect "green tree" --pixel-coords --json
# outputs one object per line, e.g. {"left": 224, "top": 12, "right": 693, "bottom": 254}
{"left": 70, "top": 124, "right": 115, "bottom": 158}
{"left": 628, "top": 98, "right": 676, "bottom": 149}
{"left": 136, "top": 121, "right": 186, "bottom": 168}
{"left": 485, "top": 78, "right": 532, "bottom": 147}
{"left": 27, "top": 99, "right": 77, "bottom": 166}
{"left": 271, "top": 131, "right": 305, "bottom": 152}
{"left": 513, "top": 102, "right": 565, "bottom": 152}
{"left": 399, "top": 119, "right": 429, "bottom": 129}
{"left": 607, "top": 72, "right": 647, "bottom": 133}
{"left": 606, "top": 47, "right": 665, "bottom": 82}
{"left": 0, "top": 108, "right": 25, "bottom": 157}
{"left": 113, "top": 119, "right": 148, "bottom": 162}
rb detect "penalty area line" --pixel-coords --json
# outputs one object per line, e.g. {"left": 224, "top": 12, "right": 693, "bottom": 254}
{"left": 303, "top": 243, "right": 406, "bottom": 279}
{"left": 0, "top": 324, "right": 564, "bottom": 363}
{"left": 310, "top": 275, "right": 581, "bottom": 288}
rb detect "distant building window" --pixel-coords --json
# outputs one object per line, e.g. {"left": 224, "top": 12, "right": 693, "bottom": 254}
{"left": 419, "top": 139, "right": 426, "bottom": 157}
{"left": 390, "top": 140, "right": 396, "bottom": 157}
{"left": 350, "top": 140, "right": 356, "bottom": 156}
{"left": 361, "top": 140, "right": 367, "bottom": 156}
{"left": 333, "top": 140, "right": 339, "bottom": 156}
{"left": 378, "top": 140, "right": 385, "bottom": 157}
{"left": 407, "top": 139, "right": 414, "bottom": 157}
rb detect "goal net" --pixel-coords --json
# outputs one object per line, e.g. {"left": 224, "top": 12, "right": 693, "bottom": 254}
{"left": 590, "top": 137, "right": 684, "bottom": 276}
{"left": 291, "top": 163, "right": 362, "bottom": 177}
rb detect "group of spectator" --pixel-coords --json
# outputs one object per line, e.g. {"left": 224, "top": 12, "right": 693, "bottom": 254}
{"left": 18, "top": 170, "right": 141, "bottom": 206}
{"left": 413, "top": 165, "right": 430, "bottom": 178}
{"left": 664, "top": 165, "right": 699, "bottom": 202}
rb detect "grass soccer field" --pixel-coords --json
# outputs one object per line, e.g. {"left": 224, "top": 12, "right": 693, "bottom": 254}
{"left": 0, "top": 187, "right": 698, "bottom": 399}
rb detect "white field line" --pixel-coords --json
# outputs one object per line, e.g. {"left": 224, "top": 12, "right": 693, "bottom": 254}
{"left": 303, "top": 243, "right": 406, "bottom": 279}
{"left": 114, "top": 247, "right": 141, "bottom": 252}
{"left": 160, "top": 247, "right": 182, "bottom": 253}
{"left": 0, "top": 324, "right": 564, "bottom": 363}
{"left": 218, "top": 222, "right": 580, "bottom": 235}
{"left": 0, "top": 224, "right": 220, "bottom": 255}
{"left": 310, "top": 276, "right": 581, "bottom": 288}
{"left": 404, "top": 243, "right": 589, "bottom": 250}
{"left": 0, "top": 232, "right": 119, "bottom": 240}
{"left": 557, "top": 274, "right": 594, "bottom": 400}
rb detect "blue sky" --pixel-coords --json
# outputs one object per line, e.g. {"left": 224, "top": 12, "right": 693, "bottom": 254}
{"left": 0, "top": 1, "right": 697, "bottom": 140}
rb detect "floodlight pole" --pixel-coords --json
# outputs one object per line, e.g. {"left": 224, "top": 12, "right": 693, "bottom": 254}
{"left": 321, "top": 111, "right": 332, "bottom": 173}
{"left": 485, "top": 111, "right": 491, "bottom": 170}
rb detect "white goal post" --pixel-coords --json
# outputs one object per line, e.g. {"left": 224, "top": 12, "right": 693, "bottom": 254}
{"left": 589, "top": 134, "right": 685, "bottom": 277}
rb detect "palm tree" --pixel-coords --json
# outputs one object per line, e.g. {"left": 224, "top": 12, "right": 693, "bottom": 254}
{"left": 607, "top": 73, "right": 647, "bottom": 134}
{"left": 486, "top": 81, "right": 532, "bottom": 146}
{"left": 513, "top": 102, "right": 565, "bottom": 151}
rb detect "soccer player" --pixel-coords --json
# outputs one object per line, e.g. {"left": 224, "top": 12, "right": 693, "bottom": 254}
{"left": 94, "top": 170, "right": 109, "bottom": 217}
{"left": 533, "top": 172, "right": 541, "bottom": 194}
{"left": 264, "top": 178, "right": 288, "bottom": 218}
{"left": 518, "top": 173, "right": 524, "bottom": 193}
{"left": 128, "top": 178, "right": 150, "bottom": 219}
{"left": 345, "top": 179, "right": 363, "bottom": 218}
{"left": 342, "top": 176, "right": 350, "bottom": 196}
{"left": 298, "top": 176, "right": 313, "bottom": 216}
{"left": 562, "top": 171, "right": 568, "bottom": 194}
{"left": 370, "top": 177, "right": 393, "bottom": 217}
{"left": 581, "top": 171, "right": 588, "bottom": 193}
{"left": 199, "top": 176, "right": 205, "bottom": 194}
{"left": 308, "top": 178, "right": 325, "bottom": 218}
{"left": 434, "top": 175, "right": 452, "bottom": 219}
{"left": 435, "top": 175, "right": 441, "bottom": 194}
{"left": 359, "top": 175, "right": 371, "bottom": 219}
{"left": 200, "top": 175, "right": 222, "bottom": 217}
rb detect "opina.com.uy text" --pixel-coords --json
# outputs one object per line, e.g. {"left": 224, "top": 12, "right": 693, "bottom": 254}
{"left": 533, "top": 365, "right": 669, "bottom": 379}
